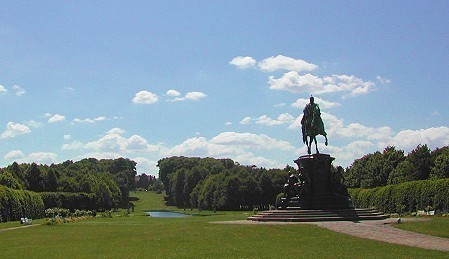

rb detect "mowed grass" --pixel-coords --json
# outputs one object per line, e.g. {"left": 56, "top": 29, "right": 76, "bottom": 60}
{"left": 0, "top": 192, "right": 448, "bottom": 258}
{"left": 394, "top": 217, "right": 449, "bottom": 239}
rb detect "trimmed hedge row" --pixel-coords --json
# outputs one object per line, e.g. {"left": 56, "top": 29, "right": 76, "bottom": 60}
{"left": 0, "top": 185, "right": 44, "bottom": 222}
{"left": 40, "top": 192, "right": 97, "bottom": 211}
{"left": 349, "top": 178, "right": 449, "bottom": 213}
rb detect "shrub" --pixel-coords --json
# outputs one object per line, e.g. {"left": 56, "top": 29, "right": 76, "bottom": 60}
{"left": 0, "top": 186, "right": 44, "bottom": 222}
{"left": 349, "top": 178, "right": 449, "bottom": 213}
{"left": 40, "top": 192, "right": 96, "bottom": 211}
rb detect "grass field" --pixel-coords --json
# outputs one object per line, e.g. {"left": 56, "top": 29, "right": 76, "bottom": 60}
{"left": 0, "top": 191, "right": 448, "bottom": 258}
{"left": 395, "top": 217, "right": 449, "bottom": 239}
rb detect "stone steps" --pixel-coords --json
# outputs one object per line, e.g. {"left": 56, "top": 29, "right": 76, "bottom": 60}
{"left": 247, "top": 209, "right": 389, "bottom": 222}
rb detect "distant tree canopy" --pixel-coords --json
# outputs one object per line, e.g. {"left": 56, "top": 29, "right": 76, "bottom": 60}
{"left": 157, "top": 157, "right": 291, "bottom": 210}
{"left": 0, "top": 158, "right": 137, "bottom": 210}
{"left": 345, "top": 145, "right": 449, "bottom": 188}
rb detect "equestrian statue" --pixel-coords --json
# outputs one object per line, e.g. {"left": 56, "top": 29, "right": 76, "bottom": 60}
{"left": 301, "top": 96, "right": 328, "bottom": 154}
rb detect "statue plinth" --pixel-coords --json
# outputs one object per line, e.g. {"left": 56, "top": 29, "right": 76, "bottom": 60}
{"left": 279, "top": 154, "right": 353, "bottom": 210}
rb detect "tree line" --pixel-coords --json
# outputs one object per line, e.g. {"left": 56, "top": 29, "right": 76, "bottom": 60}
{"left": 0, "top": 158, "right": 137, "bottom": 210}
{"left": 157, "top": 157, "right": 295, "bottom": 210}
{"left": 344, "top": 144, "right": 449, "bottom": 188}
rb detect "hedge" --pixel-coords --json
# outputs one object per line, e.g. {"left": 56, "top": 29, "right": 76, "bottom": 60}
{"left": 349, "top": 178, "right": 449, "bottom": 213}
{"left": 0, "top": 185, "right": 44, "bottom": 222}
{"left": 40, "top": 192, "right": 97, "bottom": 211}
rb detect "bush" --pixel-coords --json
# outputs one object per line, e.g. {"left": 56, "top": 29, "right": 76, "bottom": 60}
{"left": 40, "top": 192, "right": 96, "bottom": 211}
{"left": 0, "top": 186, "right": 44, "bottom": 222}
{"left": 349, "top": 178, "right": 449, "bottom": 213}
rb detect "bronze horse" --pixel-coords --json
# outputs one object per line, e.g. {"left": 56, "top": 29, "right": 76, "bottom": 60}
{"left": 301, "top": 98, "right": 328, "bottom": 154}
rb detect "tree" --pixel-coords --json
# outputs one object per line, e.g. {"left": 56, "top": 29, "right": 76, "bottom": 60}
{"left": 0, "top": 171, "right": 23, "bottom": 189}
{"left": 25, "top": 163, "right": 45, "bottom": 192}
{"left": 388, "top": 160, "right": 415, "bottom": 185}
{"left": 430, "top": 153, "right": 449, "bottom": 179}
{"left": 45, "top": 168, "right": 59, "bottom": 192}
{"left": 406, "top": 144, "right": 432, "bottom": 180}
{"left": 136, "top": 174, "right": 150, "bottom": 190}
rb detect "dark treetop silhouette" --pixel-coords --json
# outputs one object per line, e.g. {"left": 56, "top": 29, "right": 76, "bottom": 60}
{"left": 301, "top": 96, "right": 328, "bottom": 154}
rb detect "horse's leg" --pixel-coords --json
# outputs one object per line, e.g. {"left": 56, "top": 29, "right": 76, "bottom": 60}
{"left": 314, "top": 136, "right": 319, "bottom": 154}
{"left": 307, "top": 137, "right": 311, "bottom": 154}
{"left": 324, "top": 135, "right": 328, "bottom": 146}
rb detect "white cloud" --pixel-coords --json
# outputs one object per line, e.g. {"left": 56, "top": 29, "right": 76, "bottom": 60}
{"left": 61, "top": 140, "right": 84, "bottom": 150}
{"left": 4, "top": 150, "right": 57, "bottom": 164}
{"left": 166, "top": 89, "right": 181, "bottom": 97}
{"left": 254, "top": 113, "right": 295, "bottom": 126}
{"left": 77, "top": 128, "right": 162, "bottom": 155}
{"left": 47, "top": 114, "right": 66, "bottom": 123}
{"left": 25, "top": 120, "right": 43, "bottom": 128}
{"left": 210, "top": 132, "right": 295, "bottom": 151}
{"left": 376, "top": 76, "right": 391, "bottom": 84}
{"left": 268, "top": 72, "right": 375, "bottom": 97}
{"left": 12, "top": 85, "right": 26, "bottom": 96}
{"left": 4, "top": 150, "right": 25, "bottom": 160}
{"left": 0, "top": 85, "right": 7, "bottom": 93}
{"left": 133, "top": 157, "right": 159, "bottom": 176}
{"left": 185, "top": 91, "right": 206, "bottom": 101}
{"left": 63, "top": 134, "right": 71, "bottom": 140}
{"left": 1, "top": 122, "right": 31, "bottom": 138}
{"left": 132, "top": 91, "right": 159, "bottom": 104}
{"left": 165, "top": 132, "right": 294, "bottom": 169}
{"left": 108, "top": 128, "right": 126, "bottom": 135}
{"left": 28, "top": 152, "right": 57, "bottom": 164}
{"left": 72, "top": 116, "right": 107, "bottom": 124}
{"left": 229, "top": 56, "right": 257, "bottom": 69}
{"left": 291, "top": 97, "right": 341, "bottom": 109}
{"left": 388, "top": 127, "right": 449, "bottom": 152}
{"left": 240, "top": 116, "right": 252, "bottom": 125}
{"left": 258, "top": 55, "right": 318, "bottom": 72}
{"left": 171, "top": 91, "right": 207, "bottom": 102}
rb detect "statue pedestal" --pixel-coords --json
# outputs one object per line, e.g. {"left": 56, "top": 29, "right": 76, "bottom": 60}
{"left": 279, "top": 154, "right": 353, "bottom": 210}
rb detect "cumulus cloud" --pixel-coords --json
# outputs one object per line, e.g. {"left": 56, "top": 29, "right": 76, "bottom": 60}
{"left": 258, "top": 55, "right": 318, "bottom": 72}
{"left": 165, "top": 132, "right": 295, "bottom": 168}
{"left": 291, "top": 97, "right": 341, "bottom": 109}
{"left": 253, "top": 113, "right": 295, "bottom": 126}
{"left": 4, "top": 150, "right": 25, "bottom": 160}
{"left": 268, "top": 72, "right": 376, "bottom": 97}
{"left": 240, "top": 116, "right": 252, "bottom": 125}
{"left": 4, "top": 150, "right": 57, "bottom": 164}
{"left": 25, "top": 120, "right": 43, "bottom": 128}
{"left": 0, "top": 85, "right": 7, "bottom": 93}
{"left": 72, "top": 116, "right": 107, "bottom": 124}
{"left": 387, "top": 127, "right": 449, "bottom": 152}
{"left": 1, "top": 122, "right": 31, "bottom": 138}
{"left": 46, "top": 114, "right": 66, "bottom": 123}
{"left": 166, "top": 89, "right": 181, "bottom": 97}
{"left": 170, "top": 91, "right": 207, "bottom": 102}
{"left": 69, "top": 128, "right": 162, "bottom": 155}
{"left": 12, "top": 85, "right": 26, "bottom": 96}
{"left": 229, "top": 56, "right": 257, "bottom": 69}
{"left": 132, "top": 91, "right": 159, "bottom": 104}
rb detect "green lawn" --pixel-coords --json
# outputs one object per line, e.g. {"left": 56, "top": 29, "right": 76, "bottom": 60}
{"left": 394, "top": 217, "right": 449, "bottom": 239}
{"left": 0, "top": 191, "right": 448, "bottom": 258}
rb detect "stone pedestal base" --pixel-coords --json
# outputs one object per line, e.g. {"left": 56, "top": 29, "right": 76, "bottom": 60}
{"left": 279, "top": 154, "right": 353, "bottom": 210}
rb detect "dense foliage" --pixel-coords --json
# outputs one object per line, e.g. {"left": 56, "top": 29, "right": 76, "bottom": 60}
{"left": 345, "top": 145, "right": 449, "bottom": 188}
{"left": 349, "top": 178, "right": 449, "bottom": 213}
{"left": 0, "top": 185, "right": 44, "bottom": 222}
{"left": 158, "top": 157, "right": 294, "bottom": 210}
{"left": 0, "top": 158, "right": 137, "bottom": 212}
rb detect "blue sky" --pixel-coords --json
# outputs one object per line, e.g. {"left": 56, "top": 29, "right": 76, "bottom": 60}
{"left": 1, "top": 1, "right": 448, "bottom": 176}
